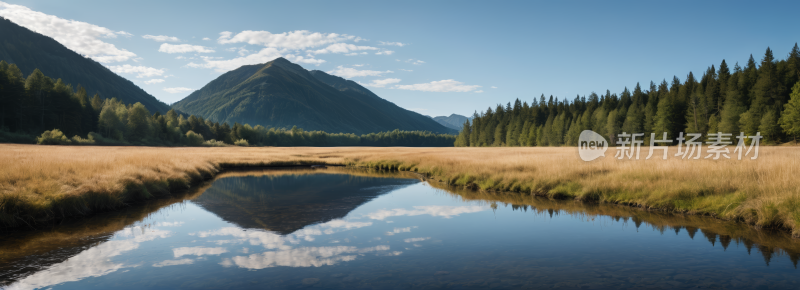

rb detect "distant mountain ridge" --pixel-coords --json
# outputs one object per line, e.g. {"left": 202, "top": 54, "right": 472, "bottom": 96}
{"left": 171, "top": 57, "right": 456, "bottom": 134}
{"left": 433, "top": 114, "right": 471, "bottom": 130}
{"left": 0, "top": 17, "right": 170, "bottom": 113}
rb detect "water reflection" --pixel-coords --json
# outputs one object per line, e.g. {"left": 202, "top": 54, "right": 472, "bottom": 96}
{"left": 0, "top": 189, "right": 203, "bottom": 287}
{"left": 8, "top": 227, "right": 172, "bottom": 290}
{"left": 192, "top": 169, "right": 418, "bottom": 234}
{"left": 428, "top": 182, "right": 800, "bottom": 268}
{"left": 1, "top": 168, "right": 799, "bottom": 289}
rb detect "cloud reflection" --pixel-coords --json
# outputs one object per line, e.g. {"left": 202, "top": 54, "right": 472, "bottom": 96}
{"left": 193, "top": 219, "right": 372, "bottom": 249}
{"left": 153, "top": 258, "right": 194, "bottom": 267}
{"left": 366, "top": 205, "right": 487, "bottom": 220}
{"left": 7, "top": 227, "right": 171, "bottom": 290}
{"left": 221, "top": 245, "right": 393, "bottom": 269}
{"left": 404, "top": 237, "right": 430, "bottom": 243}
{"left": 173, "top": 247, "right": 228, "bottom": 257}
{"left": 385, "top": 226, "right": 417, "bottom": 236}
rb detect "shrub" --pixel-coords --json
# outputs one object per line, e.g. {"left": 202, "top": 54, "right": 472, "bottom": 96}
{"left": 71, "top": 135, "right": 96, "bottom": 145}
{"left": 234, "top": 139, "right": 249, "bottom": 146}
{"left": 203, "top": 139, "right": 227, "bottom": 147}
{"left": 36, "top": 129, "right": 71, "bottom": 145}
{"left": 185, "top": 130, "right": 205, "bottom": 146}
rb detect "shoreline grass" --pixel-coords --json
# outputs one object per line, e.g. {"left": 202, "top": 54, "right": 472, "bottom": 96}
{"left": 1, "top": 144, "right": 799, "bottom": 237}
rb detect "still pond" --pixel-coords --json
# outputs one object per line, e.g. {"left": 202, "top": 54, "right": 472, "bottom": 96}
{"left": 1, "top": 168, "right": 798, "bottom": 289}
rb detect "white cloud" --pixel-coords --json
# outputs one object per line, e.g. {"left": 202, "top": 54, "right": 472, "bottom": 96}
{"left": 404, "top": 237, "right": 430, "bottom": 243}
{"left": 173, "top": 247, "right": 228, "bottom": 258}
{"left": 158, "top": 43, "right": 215, "bottom": 54}
{"left": 116, "top": 31, "right": 133, "bottom": 37}
{"left": 328, "top": 66, "right": 393, "bottom": 78}
{"left": 144, "top": 79, "right": 165, "bottom": 85}
{"left": 202, "top": 37, "right": 210, "bottom": 41}
{"left": 364, "top": 78, "right": 401, "bottom": 88}
{"left": 188, "top": 29, "right": 375, "bottom": 72}
{"left": 474, "top": 90, "right": 484, "bottom": 93}
{"left": 376, "top": 50, "right": 395, "bottom": 55}
{"left": 175, "top": 56, "right": 186, "bottom": 60}
{"left": 152, "top": 259, "right": 194, "bottom": 267}
{"left": 186, "top": 48, "right": 324, "bottom": 72}
{"left": 352, "top": 64, "right": 365, "bottom": 67}
{"left": 107, "top": 64, "right": 165, "bottom": 78}
{"left": 0, "top": 2, "right": 135, "bottom": 63}
{"left": 142, "top": 35, "right": 181, "bottom": 42}
{"left": 379, "top": 41, "right": 407, "bottom": 47}
{"left": 400, "top": 69, "right": 413, "bottom": 72}
{"left": 491, "top": 86, "right": 498, "bottom": 89}
{"left": 163, "top": 87, "right": 194, "bottom": 94}
{"left": 366, "top": 205, "right": 487, "bottom": 220}
{"left": 217, "top": 30, "right": 357, "bottom": 50}
{"left": 309, "top": 43, "right": 378, "bottom": 54}
{"left": 394, "top": 79, "right": 481, "bottom": 93}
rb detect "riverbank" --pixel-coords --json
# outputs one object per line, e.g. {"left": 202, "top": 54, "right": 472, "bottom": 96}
{"left": 1, "top": 144, "right": 799, "bottom": 236}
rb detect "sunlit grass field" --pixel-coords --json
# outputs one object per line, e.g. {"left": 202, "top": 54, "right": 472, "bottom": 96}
{"left": 1, "top": 144, "right": 799, "bottom": 236}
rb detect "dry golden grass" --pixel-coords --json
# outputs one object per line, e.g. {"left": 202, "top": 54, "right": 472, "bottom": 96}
{"left": 1, "top": 144, "right": 799, "bottom": 236}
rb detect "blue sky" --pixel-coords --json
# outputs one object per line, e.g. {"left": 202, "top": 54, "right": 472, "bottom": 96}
{"left": 1, "top": 0, "right": 799, "bottom": 117}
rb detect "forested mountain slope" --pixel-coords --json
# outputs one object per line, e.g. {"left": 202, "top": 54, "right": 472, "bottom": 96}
{"left": 0, "top": 17, "right": 169, "bottom": 114}
{"left": 172, "top": 57, "right": 455, "bottom": 135}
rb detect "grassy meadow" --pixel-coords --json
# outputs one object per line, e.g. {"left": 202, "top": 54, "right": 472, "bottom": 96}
{"left": 1, "top": 144, "right": 799, "bottom": 237}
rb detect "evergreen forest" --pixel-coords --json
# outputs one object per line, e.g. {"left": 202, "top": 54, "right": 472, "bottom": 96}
{"left": 456, "top": 45, "right": 800, "bottom": 147}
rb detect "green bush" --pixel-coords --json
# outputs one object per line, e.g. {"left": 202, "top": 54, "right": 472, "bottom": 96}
{"left": 234, "top": 139, "right": 249, "bottom": 146}
{"left": 203, "top": 139, "right": 227, "bottom": 147}
{"left": 185, "top": 130, "right": 205, "bottom": 146}
{"left": 36, "top": 129, "right": 71, "bottom": 145}
{"left": 71, "top": 135, "right": 95, "bottom": 145}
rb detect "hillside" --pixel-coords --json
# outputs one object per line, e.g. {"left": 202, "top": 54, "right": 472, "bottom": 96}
{"left": 0, "top": 17, "right": 170, "bottom": 113}
{"left": 433, "top": 114, "right": 471, "bottom": 130}
{"left": 171, "top": 57, "right": 456, "bottom": 134}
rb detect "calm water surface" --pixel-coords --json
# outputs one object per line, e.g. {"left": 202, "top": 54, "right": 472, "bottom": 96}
{"left": 1, "top": 168, "right": 799, "bottom": 289}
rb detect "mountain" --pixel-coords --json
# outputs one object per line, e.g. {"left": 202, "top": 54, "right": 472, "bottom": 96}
{"left": 0, "top": 17, "right": 170, "bottom": 113}
{"left": 433, "top": 114, "right": 471, "bottom": 130}
{"left": 171, "top": 57, "right": 456, "bottom": 134}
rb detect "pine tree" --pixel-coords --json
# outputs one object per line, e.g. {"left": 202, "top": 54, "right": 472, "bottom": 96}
{"left": 493, "top": 122, "right": 505, "bottom": 146}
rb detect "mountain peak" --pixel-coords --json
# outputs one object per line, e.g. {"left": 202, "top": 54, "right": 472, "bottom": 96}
{"left": 265, "top": 57, "right": 311, "bottom": 80}
{"left": 171, "top": 58, "right": 456, "bottom": 135}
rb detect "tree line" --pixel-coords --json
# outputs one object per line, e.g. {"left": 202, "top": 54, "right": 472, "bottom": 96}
{"left": 0, "top": 61, "right": 455, "bottom": 147}
{"left": 455, "top": 44, "right": 800, "bottom": 147}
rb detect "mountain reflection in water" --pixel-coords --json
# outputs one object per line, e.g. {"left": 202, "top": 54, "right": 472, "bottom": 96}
{"left": 0, "top": 168, "right": 798, "bottom": 289}
{"left": 192, "top": 170, "right": 418, "bottom": 234}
